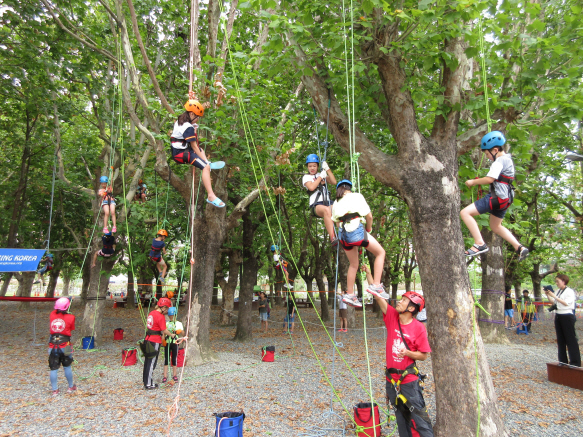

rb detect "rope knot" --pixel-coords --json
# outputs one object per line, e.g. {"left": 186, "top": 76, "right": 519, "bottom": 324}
{"left": 190, "top": 258, "right": 195, "bottom": 265}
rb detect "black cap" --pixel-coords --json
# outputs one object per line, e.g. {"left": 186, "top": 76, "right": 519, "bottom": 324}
{"left": 543, "top": 285, "right": 554, "bottom": 293}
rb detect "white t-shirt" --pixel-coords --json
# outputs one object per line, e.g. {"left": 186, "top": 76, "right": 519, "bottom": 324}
{"left": 416, "top": 308, "right": 427, "bottom": 322}
{"left": 338, "top": 295, "right": 347, "bottom": 310}
{"left": 555, "top": 287, "right": 576, "bottom": 314}
{"left": 302, "top": 174, "right": 331, "bottom": 206}
{"left": 170, "top": 121, "right": 197, "bottom": 149}
{"left": 486, "top": 154, "right": 514, "bottom": 199}
{"left": 331, "top": 192, "right": 371, "bottom": 232}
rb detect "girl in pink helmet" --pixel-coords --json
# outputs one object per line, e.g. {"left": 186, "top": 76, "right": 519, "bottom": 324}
{"left": 48, "top": 297, "right": 76, "bottom": 396}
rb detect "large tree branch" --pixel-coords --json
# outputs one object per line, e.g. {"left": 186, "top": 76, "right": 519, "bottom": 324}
{"left": 540, "top": 262, "right": 559, "bottom": 280}
{"left": 546, "top": 189, "right": 583, "bottom": 218}
{"left": 126, "top": 0, "right": 174, "bottom": 114}
{"left": 58, "top": 192, "right": 86, "bottom": 256}
{"left": 216, "top": 0, "right": 238, "bottom": 80}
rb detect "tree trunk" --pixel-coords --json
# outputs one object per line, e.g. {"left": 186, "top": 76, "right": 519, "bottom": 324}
{"left": 391, "top": 282, "right": 398, "bottom": 301}
{"left": 529, "top": 262, "right": 558, "bottom": 315}
{"left": 315, "top": 276, "right": 329, "bottom": 322}
{"left": 17, "top": 272, "right": 35, "bottom": 310}
{"left": 404, "top": 279, "right": 412, "bottom": 291}
{"left": 478, "top": 230, "right": 509, "bottom": 344}
{"left": 61, "top": 275, "right": 71, "bottom": 297}
{"left": 234, "top": 211, "right": 260, "bottom": 341}
{"left": 80, "top": 255, "right": 116, "bottom": 346}
{"left": 218, "top": 250, "right": 241, "bottom": 326}
{"left": 0, "top": 273, "right": 13, "bottom": 297}
{"left": 45, "top": 267, "right": 61, "bottom": 298}
{"left": 212, "top": 283, "right": 219, "bottom": 306}
{"left": 80, "top": 259, "right": 91, "bottom": 302}
{"left": 126, "top": 268, "right": 136, "bottom": 309}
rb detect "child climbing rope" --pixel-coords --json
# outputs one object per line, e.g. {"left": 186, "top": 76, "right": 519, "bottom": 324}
{"left": 372, "top": 291, "right": 434, "bottom": 437}
{"left": 461, "top": 131, "right": 529, "bottom": 260}
{"left": 331, "top": 180, "right": 388, "bottom": 307}
{"left": 91, "top": 232, "right": 116, "bottom": 267}
{"left": 48, "top": 297, "right": 76, "bottom": 396}
{"left": 302, "top": 154, "right": 337, "bottom": 245}
{"left": 271, "top": 245, "right": 292, "bottom": 289}
{"left": 143, "top": 297, "right": 177, "bottom": 390}
{"left": 162, "top": 307, "right": 184, "bottom": 383}
{"left": 170, "top": 99, "right": 225, "bottom": 208}
{"left": 34, "top": 253, "right": 54, "bottom": 285}
{"left": 135, "top": 179, "right": 147, "bottom": 204}
{"left": 98, "top": 175, "right": 117, "bottom": 233}
{"left": 149, "top": 229, "right": 168, "bottom": 285}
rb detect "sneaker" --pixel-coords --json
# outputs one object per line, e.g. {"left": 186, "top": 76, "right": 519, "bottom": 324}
{"left": 159, "top": 276, "right": 165, "bottom": 285}
{"left": 112, "top": 226, "right": 117, "bottom": 233}
{"left": 284, "top": 283, "right": 292, "bottom": 289}
{"left": 330, "top": 237, "right": 339, "bottom": 247}
{"left": 342, "top": 294, "right": 362, "bottom": 308}
{"left": 52, "top": 389, "right": 59, "bottom": 397}
{"left": 103, "top": 227, "right": 109, "bottom": 234}
{"left": 343, "top": 329, "right": 348, "bottom": 333}
{"left": 145, "top": 384, "right": 159, "bottom": 390}
{"left": 173, "top": 376, "right": 178, "bottom": 382}
{"left": 67, "top": 385, "right": 77, "bottom": 393}
{"left": 337, "top": 328, "right": 343, "bottom": 332}
{"left": 33, "top": 280, "right": 40, "bottom": 284}
{"left": 161, "top": 377, "right": 167, "bottom": 383}
{"left": 367, "top": 284, "right": 390, "bottom": 299}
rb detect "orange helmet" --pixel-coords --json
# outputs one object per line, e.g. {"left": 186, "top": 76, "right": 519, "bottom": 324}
{"left": 166, "top": 291, "right": 175, "bottom": 299}
{"left": 157, "top": 229, "right": 168, "bottom": 237}
{"left": 184, "top": 99, "right": 204, "bottom": 117}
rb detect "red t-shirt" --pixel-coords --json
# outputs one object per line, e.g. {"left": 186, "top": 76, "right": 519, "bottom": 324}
{"left": 49, "top": 310, "right": 75, "bottom": 347}
{"left": 384, "top": 305, "right": 431, "bottom": 384}
{"left": 145, "top": 310, "right": 166, "bottom": 344}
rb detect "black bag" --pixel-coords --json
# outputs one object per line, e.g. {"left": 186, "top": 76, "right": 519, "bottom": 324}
{"left": 138, "top": 339, "right": 159, "bottom": 358}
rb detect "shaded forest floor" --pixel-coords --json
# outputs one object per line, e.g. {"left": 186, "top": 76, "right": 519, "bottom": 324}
{"left": 0, "top": 301, "right": 582, "bottom": 436}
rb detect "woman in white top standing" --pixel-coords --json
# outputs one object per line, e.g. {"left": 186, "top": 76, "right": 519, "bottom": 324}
{"left": 331, "top": 179, "right": 388, "bottom": 307}
{"left": 302, "top": 154, "right": 337, "bottom": 245}
{"left": 544, "top": 274, "right": 581, "bottom": 367}
{"left": 170, "top": 99, "right": 225, "bottom": 208}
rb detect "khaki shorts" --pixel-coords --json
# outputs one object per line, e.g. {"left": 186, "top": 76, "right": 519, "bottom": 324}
{"left": 339, "top": 308, "right": 348, "bottom": 319}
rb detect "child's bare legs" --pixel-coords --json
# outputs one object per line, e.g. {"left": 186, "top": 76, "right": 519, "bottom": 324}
{"left": 163, "top": 364, "right": 168, "bottom": 379}
{"left": 344, "top": 247, "right": 360, "bottom": 295}
{"left": 460, "top": 204, "right": 485, "bottom": 246}
{"left": 91, "top": 252, "right": 98, "bottom": 268}
{"left": 103, "top": 205, "right": 110, "bottom": 230}
{"left": 366, "top": 234, "right": 386, "bottom": 284}
{"left": 489, "top": 215, "right": 521, "bottom": 250}
{"left": 171, "top": 364, "right": 177, "bottom": 378}
{"left": 157, "top": 259, "right": 167, "bottom": 278}
{"left": 199, "top": 166, "right": 217, "bottom": 202}
{"left": 342, "top": 317, "right": 347, "bottom": 330}
{"left": 314, "top": 205, "right": 336, "bottom": 241}
{"left": 109, "top": 204, "right": 116, "bottom": 228}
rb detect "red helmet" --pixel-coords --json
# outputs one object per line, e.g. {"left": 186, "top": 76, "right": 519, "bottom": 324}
{"left": 403, "top": 291, "right": 425, "bottom": 312}
{"left": 158, "top": 297, "right": 172, "bottom": 308}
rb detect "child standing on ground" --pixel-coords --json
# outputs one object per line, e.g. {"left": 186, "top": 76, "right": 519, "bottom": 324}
{"left": 91, "top": 232, "right": 116, "bottom": 267}
{"left": 149, "top": 229, "right": 168, "bottom": 284}
{"left": 162, "top": 307, "right": 184, "bottom": 383}
{"left": 48, "top": 297, "right": 76, "bottom": 396}
{"left": 283, "top": 292, "right": 295, "bottom": 334}
{"left": 302, "top": 154, "right": 337, "bottom": 246}
{"left": 258, "top": 292, "right": 269, "bottom": 332}
{"left": 461, "top": 131, "right": 528, "bottom": 260}
{"left": 98, "top": 175, "right": 117, "bottom": 233}
{"left": 332, "top": 179, "right": 388, "bottom": 307}
{"left": 170, "top": 99, "right": 225, "bottom": 208}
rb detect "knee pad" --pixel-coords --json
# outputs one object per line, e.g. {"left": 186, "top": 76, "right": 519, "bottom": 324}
{"left": 48, "top": 350, "right": 62, "bottom": 371}
{"left": 60, "top": 354, "right": 74, "bottom": 368}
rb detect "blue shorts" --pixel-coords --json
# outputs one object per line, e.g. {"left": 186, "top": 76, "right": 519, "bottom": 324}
{"left": 259, "top": 312, "right": 268, "bottom": 321}
{"left": 474, "top": 194, "right": 508, "bottom": 219}
{"left": 38, "top": 265, "right": 48, "bottom": 275}
{"left": 504, "top": 309, "right": 514, "bottom": 318}
{"left": 102, "top": 198, "right": 116, "bottom": 206}
{"left": 284, "top": 314, "right": 295, "bottom": 323}
{"left": 339, "top": 224, "right": 369, "bottom": 251}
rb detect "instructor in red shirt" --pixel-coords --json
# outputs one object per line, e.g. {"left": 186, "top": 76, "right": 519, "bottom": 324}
{"left": 143, "top": 298, "right": 178, "bottom": 389}
{"left": 370, "top": 290, "right": 434, "bottom": 437}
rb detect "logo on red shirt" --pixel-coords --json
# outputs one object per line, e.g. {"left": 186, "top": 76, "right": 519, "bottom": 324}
{"left": 51, "top": 318, "right": 66, "bottom": 332}
{"left": 147, "top": 315, "right": 154, "bottom": 329}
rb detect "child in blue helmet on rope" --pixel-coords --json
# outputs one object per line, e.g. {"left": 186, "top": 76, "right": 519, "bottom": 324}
{"left": 98, "top": 175, "right": 117, "bottom": 234}
{"left": 461, "top": 131, "right": 529, "bottom": 261}
{"left": 34, "top": 253, "right": 54, "bottom": 285}
{"left": 302, "top": 154, "right": 338, "bottom": 246}
{"left": 271, "top": 245, "right": 292, "bottom": 289}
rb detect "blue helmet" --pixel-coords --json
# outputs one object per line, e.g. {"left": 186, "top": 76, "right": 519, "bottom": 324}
{"left": 305, "top": 154, "right": 320, "bottom": 165}
{"left": 336, "top": 179, "right": 353, "bottom": 190}
{"left": 270, "top": 245, "right": 279, "bottom": 252}
{"left": 46, "top": 253, "right": 54, "bottom": 258}
{"left": 168, "top": 307, "right": 177, "bottom": 316}
{"left": 104, "top": 231, "right": 112, "bottom": 237}
{"left": 480, "top": 131, "right": 506, "bottom": 150}
{"left": 100, "top": 176, "right": 109, "bottom": 183}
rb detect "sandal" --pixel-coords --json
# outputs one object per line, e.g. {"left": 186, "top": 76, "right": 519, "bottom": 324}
{"left": 162, "top": 377, "right": 167, "bottom": 383}
{"left": 517, "top": 245, "right": 529, "bottom": 262}
{"left": 209, "top": 161, "right": 225, "bottom": 170}
{"left": 330, "top": 237, "right": 339, "bottom": 247}
{"left": 206, "top": 197, "right": 225, "bottom": 208}
{"left": 464, "top": 243, "right": 489, "bottom": 257}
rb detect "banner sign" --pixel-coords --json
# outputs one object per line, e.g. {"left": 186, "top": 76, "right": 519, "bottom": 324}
{"left": 0, "top": 249, "right": 46, "bottom": 272}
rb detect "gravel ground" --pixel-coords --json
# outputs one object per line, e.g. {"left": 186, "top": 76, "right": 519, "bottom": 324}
{"left": 0, "top": 301, "right": 582, "bottom": 436}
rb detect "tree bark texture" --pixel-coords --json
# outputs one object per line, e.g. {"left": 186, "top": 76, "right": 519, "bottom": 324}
{"left": 529, "top": 262, "right": 558, "bottom": 314}
{"left": 61, "top": 275, "right": 71, "bottom": 297}
{"left": 17, "top": 272, "right": 35, "bottom": 309}
{"left": 45, "top": 267, "right": 61, "bottom": 299}
{"left": 0, "top": 273, "right": 13, "bottom": 297}
{"left": 478, "top": 230, "right": 509, "bottom": 344}
{"left": 217, "top": 250, "right": 241, "bottom": 326}
{"left": 126, "top": 268, "right": 136, "bottom": 309}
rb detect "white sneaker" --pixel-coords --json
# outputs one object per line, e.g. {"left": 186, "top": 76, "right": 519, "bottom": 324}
{"left": 367, "top": 284, "right": 390, "bottom": 299}
{"left": 284, "top": 283, "right": 292, "bottom": 289}
{"left": 342, "top": 294, "right": 362, "bottom": 308}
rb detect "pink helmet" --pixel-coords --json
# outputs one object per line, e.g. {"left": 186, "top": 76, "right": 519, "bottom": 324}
{"left": 54, "top": 297, "right": 71, "bottom": 311}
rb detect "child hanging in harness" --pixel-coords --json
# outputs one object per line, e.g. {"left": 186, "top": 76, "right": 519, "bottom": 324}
{"left": 271, "top": 245, "right": 292, "bottom": 289}
{"left": 91, "top": 232, "right": 116, "bottom": 267}
{"left": 331, "top": 180, "right": 388, "bottom": 307}
{"left": 149, "top": 229, "right": 168, "bottom": 285}
{"left": 170, "top": 99, "right": 225, "bottom": 208}
{"left": 98, "top": 175, "right": 117, "bottom": 233}
{"left": 48, "top": 297, "right": 76, "bottom": 396}
{"left": 34, "top": 253, "right": 54, "bottom": 285}
{"left": 302, "top": 154, "right": 338, "bottom": 246}
{"left": 461, "top": 131, "right": 529, "bottom": 261}
{"left": 135, "top": 179, "right": 147, "bottom": 204}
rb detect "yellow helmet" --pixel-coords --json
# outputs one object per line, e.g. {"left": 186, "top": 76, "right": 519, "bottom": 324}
{"left": 184, "top": 99, "right": 204, "bottom": 117}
